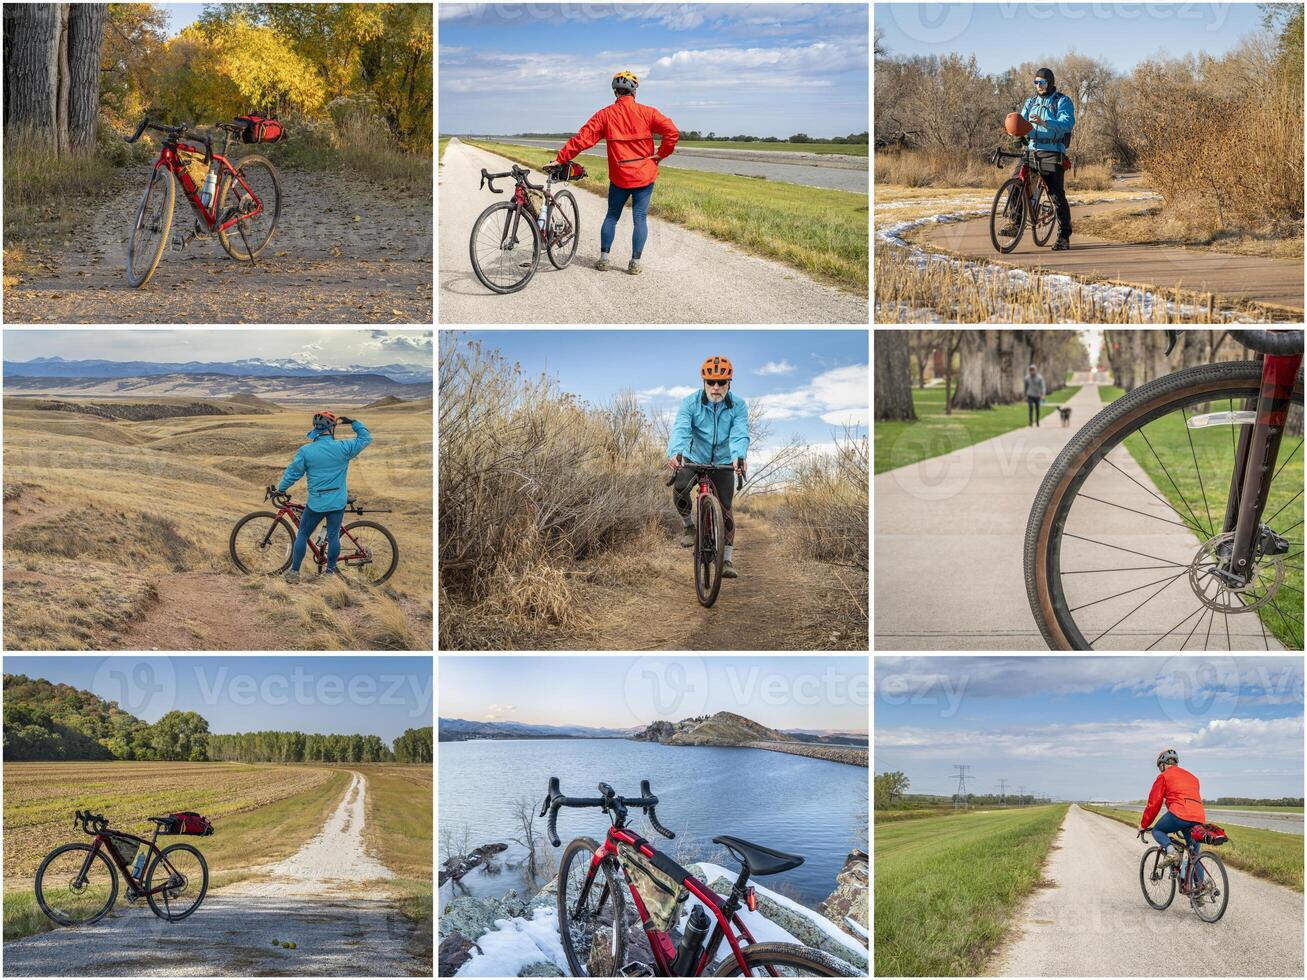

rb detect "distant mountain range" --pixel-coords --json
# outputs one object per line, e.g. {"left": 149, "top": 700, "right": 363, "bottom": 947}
{"left": 4, "top": 356, "right": 432, "bottom": 385}
{"left": 438, "top": 715, "right": 867, "bottom": 746}
{"left": 438, "top": 718, "right": 636, "bottom": 741}
{"left": 3, "top": 371, "right": 431, "bottom": 404}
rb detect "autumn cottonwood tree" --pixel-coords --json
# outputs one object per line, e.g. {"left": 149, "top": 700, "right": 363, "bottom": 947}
{"left": 3, "top": 2, "right": 105, "bottom": 154}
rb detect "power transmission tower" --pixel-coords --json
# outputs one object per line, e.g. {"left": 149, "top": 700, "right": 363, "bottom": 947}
{"left": 950, "top": 765, "right": 974, "bottom": 810}
{"left": 1018, "top": 785, "right": 1026, "bottom": 807}
{"left": 997, "top": 778, "right": 1009, "bottom": 807}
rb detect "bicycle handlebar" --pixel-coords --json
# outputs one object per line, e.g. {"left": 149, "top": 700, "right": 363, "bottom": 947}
{"left": 664, "top": 461, "right": 745, "bottom": 491}
{"left": 125, "top": 116, "right": 214, "bottom": 166}
{"left": 480, "top": 165, "right": 544, "bottom": 194}
{"left": 539, "top": 776, "right": 675, "bottom": 848}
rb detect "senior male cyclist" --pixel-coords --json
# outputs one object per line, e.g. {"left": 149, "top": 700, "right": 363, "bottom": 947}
{"left": 1136, "top": 748, "right": 1208, "bottom": 886}
{"left": 1000, "top": 66, "right": 1076, "bottom": 249}
{"left": 273, "top": 411, "right": 373, "bottom": 583}
{"left": 665, "top": 356, "right": 750, "bottom": 578}
{"left": 553, "top": 70, "right": 679, "bottom": 275}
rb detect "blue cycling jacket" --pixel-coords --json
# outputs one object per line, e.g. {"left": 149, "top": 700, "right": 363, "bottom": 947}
{"left": 278, "top": 420, "right": 373, "bottom": 512}
{"left": 1021, "top": 92, "right": 1075, "bottom": 153}
{"left": 667, "top": 390, "right": 749, "bottom": 466}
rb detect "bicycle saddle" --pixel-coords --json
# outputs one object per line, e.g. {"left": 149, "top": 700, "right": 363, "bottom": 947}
{"left": 713, "top": 835, "right": 804, "bottom": 876}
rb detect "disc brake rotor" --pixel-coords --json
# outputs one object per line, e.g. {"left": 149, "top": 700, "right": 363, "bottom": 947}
{"left": 1188, "top": 531, "right": 1285, "bottom": 612}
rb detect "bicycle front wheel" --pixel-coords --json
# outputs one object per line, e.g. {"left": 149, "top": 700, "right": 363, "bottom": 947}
{"left": 34, "top": 844, "right": 117, "bottom": 926}
{"left": 126, "top": 167, "right": 175, "bottom": 288}
{"left": 1026, "top": 360, "right": 1304, "bottom": 650}
{"left": 556, "top": 836, "right": 627, "bottom": 977}
{"left": 989, "top": 177, "right": 1026, "bottom": 253}
{"left": 229, "top": 512, "right": 295, "bottom": 574}
{"left": 696, "top": 493, "right": 725, "bottom": 607}
{"left": 712, "top": 941, "right": 862, "bottom": 977}
{"left": 470, "top": 201, "right": 540, "bottom": 293}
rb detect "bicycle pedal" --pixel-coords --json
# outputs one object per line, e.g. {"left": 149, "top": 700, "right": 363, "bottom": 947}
{"left": 618, "top": 964, "right": 654, "bottom": 977}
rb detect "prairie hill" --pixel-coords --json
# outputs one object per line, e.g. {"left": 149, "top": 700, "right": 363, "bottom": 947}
{"left": 363, "top": 395, "right": 406, "bottom": 408}
{"left": 631, "top": 710, "right": 791, "bottom": 746}
{"left": 223, "top": 393, "right": 284, "bottom": 412}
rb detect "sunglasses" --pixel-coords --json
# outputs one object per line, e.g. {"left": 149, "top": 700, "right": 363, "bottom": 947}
{"left": 1033, "top": 78, "right": 1049, "bottom": 86}
{"left": 705, "top": 378, "right": 730, "bottom": 387}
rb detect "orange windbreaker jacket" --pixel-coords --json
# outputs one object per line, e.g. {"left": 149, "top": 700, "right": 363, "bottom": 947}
{"left": 1140, "top": 765, "right": 1206, "bottom": 826}
{"left": 557, "top": 96, "right": 679, "bottom": 189}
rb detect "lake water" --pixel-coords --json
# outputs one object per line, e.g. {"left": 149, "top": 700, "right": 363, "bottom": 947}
{"left": 439, "top": 738, "right": 868, "bottom": 909}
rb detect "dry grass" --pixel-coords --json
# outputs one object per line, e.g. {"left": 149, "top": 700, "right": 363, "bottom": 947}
{"left": 2, "top": 398, "right": 432, "bottom": 650}
{"left": 438, "top": 335, "right": 670, "bottom": 650}
{"left": 876, "top": 147, "right": 1113, "bottom": 191}
{"left": 1072, "top": 206, "right": 1304, "bottom": 260}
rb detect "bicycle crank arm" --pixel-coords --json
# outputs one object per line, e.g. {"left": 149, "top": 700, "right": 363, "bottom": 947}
{"left": 1186, "top": 410, "right": 1256, "bottom": 428}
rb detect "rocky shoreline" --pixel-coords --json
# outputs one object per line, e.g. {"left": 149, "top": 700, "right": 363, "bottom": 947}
{"left": 742, "top": 739, "right": 868, "bottom": 767}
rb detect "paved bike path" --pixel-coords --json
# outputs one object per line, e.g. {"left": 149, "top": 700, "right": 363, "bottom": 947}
{"left": 915, "top": 202, "right": 1304, "bottom": 313}
{"left": 438, "top": 138, "right": 868, "bottom": 324}
{"left": 988, "top": 805, "right": 1303, "bottom": 976}
{"left": 874, "top": 384, "right": 1285, "bottom": 650}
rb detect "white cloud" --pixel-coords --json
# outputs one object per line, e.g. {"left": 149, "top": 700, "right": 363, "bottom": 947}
{"left": 752, "top": 363, "right": 868, "bottom": 424}
{"left": 636, "top": 385, "right": 697, "bottom": 401}
{"left": 755, "top": 359, "right": 796, "bottom": 376}
{"left": 821, "top": 408, "right": 869, "bottom": 427}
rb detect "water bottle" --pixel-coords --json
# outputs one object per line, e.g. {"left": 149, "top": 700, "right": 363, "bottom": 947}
{"left": 200, "top": 168, "right": 218, "bottom": 208}
{"left": 131, "top": 850, "right": 147, "bottom": 879}
{"left": 671, "top": 905, "right": 710, "bottom": 976}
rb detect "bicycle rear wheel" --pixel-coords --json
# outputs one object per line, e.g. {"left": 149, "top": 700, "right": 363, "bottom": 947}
{"left": 338, "top": 520, "right": 399, "bottom": 584}
{"left": 1031, "top": 177, "right": 1057, "bottom": 247}
{"left": 696, "top": 493, "right": 725, "bottom": 607}
{"left": 1026, "top": 360, "right": 1304, "bottom": 650}
{"left": 470, "top": 201, "right": 540, "bottom": 293}
{"left": 989, "top": 178, "right": 1026, "bottom": 253}
{"left": 217, "top": 155, "right": 281, "bottom": 260}
{"left": 546, "top": 189, "right": 580, "bottom": 269}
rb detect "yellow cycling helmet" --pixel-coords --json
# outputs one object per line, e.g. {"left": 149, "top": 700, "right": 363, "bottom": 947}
{"left": 612, "top": 70, "right": 639, "bottom": 95}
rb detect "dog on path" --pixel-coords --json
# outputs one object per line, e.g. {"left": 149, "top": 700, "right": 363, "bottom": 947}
{"left": 1058, "top": 406, "right": 1072, "bottom": 427}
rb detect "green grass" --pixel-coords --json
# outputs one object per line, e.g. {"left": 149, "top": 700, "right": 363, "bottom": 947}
{"left": 1206, "top": 804, "right": 1305, "bottom": 813}
{"left": 1103, "top": 388, "right": 1305, "bottom": 649}
{"left": 875, "top": 804, "right": 1069, "bottom": 977}
{"left": 1081, "top": 805, "right": 1304, "bottom": 891}
{"left": 674, "top": 139, "right": 868, "bottom": 156}
{"left": 439, "top": 137, "right": 450, "bottom": 161}
{"left": 874, "top": 386, "right": 1082, "bottom": 474}
{"left": 461, "top": 139, "right": 868, "bottom": 293}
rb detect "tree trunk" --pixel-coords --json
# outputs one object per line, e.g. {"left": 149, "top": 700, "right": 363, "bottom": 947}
{"left": 954, "top": 330, "right": 1004, "bottom": 410}
{"left": 55, "top": 4, "right": 70, "bottom": 156}
{"left": 66, "top": 3, "right": 105, "bottom": 153}
{"left": 3, "top": 2, "right": 63, "bottom": 146}
{"left": 874, "top": 332, "right": 916, "bottom": 421}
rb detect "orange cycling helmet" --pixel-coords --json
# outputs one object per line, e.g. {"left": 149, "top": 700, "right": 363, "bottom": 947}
{"left": 701, "top": 356, "right": 733, "bottom": 381}
{"left": 312, "top": 410, "right": 338, "bottom": 430}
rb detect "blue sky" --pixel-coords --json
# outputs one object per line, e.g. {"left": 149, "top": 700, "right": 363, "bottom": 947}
{"left": 875, "top": 2, "right": 1267, "bottom": 74}
{"left": 439, "top": 3, "right": 869, "bottom": 138}
{"left": 876, "top": 657, "right": 1305, "bottom": 801}
{"left": 2, "top": 329, "right": 433, "bottom": 371}
{"left": 448, "top": 329, "right": 869, "bottom": 457}
{"left": 5, "top": 657, "right": 433, "bottom": 743}
{"left": 441, "top": 656, "right": 869, "bottom": 732}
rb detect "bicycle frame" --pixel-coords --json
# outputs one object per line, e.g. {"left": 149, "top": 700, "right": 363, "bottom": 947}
{"left": 155, "top": 140, "right": 263, "bottom": 233}
{"left": 584, "top": 826, "right": 769, "bottom": 977}
{"left": 85, "top": 831, "right": 178, "bottom": 898}
{"left": 264, "top": 499, "right": 373, "bottom": 568}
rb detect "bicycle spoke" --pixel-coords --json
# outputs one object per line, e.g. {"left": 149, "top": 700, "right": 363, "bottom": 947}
{"left": 1099, "top": 450, "right": 1208, "bottom": 535}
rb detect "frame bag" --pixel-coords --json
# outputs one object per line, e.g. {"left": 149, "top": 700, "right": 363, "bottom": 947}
{"left": 235, "top": 114, "right": 284, "bottom": 144}
{"left": 617, "top": 841, "right": 687, "bottom": 932}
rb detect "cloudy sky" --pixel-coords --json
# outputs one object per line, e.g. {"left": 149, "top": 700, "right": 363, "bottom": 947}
{"left": 2, "top": 329, "right": 433, "bottom": 370}
{"left": 444, "top": 329, "right": 868, "bottom": 455}
{"left": 440, "top": 3, "right": 869, "bottom": 138}
{"left": 876, "top": 656, "right": 1304, "bottom": 801}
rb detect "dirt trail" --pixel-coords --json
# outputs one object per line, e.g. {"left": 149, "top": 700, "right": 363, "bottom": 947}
{"left": 3, "top": 169, "right": 432, "bottom": 323}
{"left": 102, "top": 571, "right": 298, "bottom": 650}
{"left": 566, "top": 514, "right": 863, "bottom": 651}
{"left": 915, "top": 196, "right": 1304, "bottom": 313}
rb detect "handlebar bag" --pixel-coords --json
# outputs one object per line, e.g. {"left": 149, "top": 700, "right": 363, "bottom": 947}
{"left": 617, "top": 841, "right": 687, "bottom": 931}
{"left": 235, "top": 114, "right": 284, "bottom": 144}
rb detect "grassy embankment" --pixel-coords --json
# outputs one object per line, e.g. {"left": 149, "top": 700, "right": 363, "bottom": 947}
{"left": 1081, "top": 804, "right": 1303, "bottom": 891}
{"left": 874, "top": 384, "right": 1081, "bottom": 474}
{"left": 676, "top": 139, "right": 867, "bottom": 156}
{"left": 462, "top": 139, "right": 867, "bottom": 294}
{"left": 875, "top": 804, "right": 1069, "bottom": 976}
{"left": 1096, "top": 386, "right": 1304, "bottom": 649}
{"left": 2, "top": 397, "right": 433, "bottom": 650}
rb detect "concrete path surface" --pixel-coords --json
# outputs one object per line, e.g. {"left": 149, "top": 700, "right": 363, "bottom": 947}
{"left": 988, "top": 805, "right": 1303, "bottom": 977}
{"left": 874, "top": 384, "right": 1286, "bottom": 650}
{"left": 916, "top": 201, "right": 1304, "bottom": 313}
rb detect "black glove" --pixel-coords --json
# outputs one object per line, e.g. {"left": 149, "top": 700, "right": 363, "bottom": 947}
{"left": 337, "top": 416, "right": 355, "bottom": 425}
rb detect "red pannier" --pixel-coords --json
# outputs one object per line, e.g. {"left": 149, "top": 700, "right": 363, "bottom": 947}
{"left": 165, "top": 811, "right": 214, "bottom": 836}
{"left": 235, "top": 114, "right": 284, "bottom": 144}
{"left": 1191, "top": 822, "right": 1228, "bottom": 846}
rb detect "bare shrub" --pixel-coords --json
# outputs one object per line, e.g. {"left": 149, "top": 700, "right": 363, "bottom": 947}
{"left": 438, "top": 335, "right": 668, "bottom": 647}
